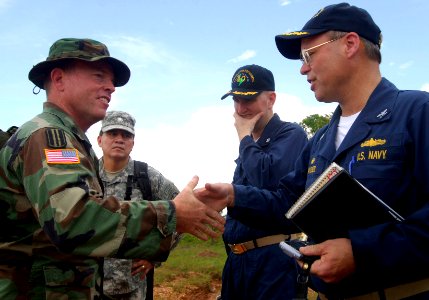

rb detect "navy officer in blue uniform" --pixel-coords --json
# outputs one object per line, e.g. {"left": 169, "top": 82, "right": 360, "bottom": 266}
{"left": 219, "top": 64, "right": 307, "bottom": 299}
{"left": 196, "top": 3, "right": 429, "bottom": 299}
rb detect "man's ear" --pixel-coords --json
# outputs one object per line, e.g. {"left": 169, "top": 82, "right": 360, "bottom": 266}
{"left": 343, "top": 32, "right": 361, "bottom": 58}
{"left": 268, "top": 92, "right": 276, "bottom": 109}
{"left": 130, "top": 139, "right": 135, "bottom": 153}
{"left": 97, "top": 135, "right": 102, "bottom": 147}
{"left": 50, "top": 68, "right": 66, "bottom": 91}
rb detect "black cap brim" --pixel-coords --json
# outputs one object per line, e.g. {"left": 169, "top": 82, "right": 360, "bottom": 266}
{"left": 28, "top": 56, "right": 130, "bottom": 89}
{"left": 275, "top": 28, "right": 328, "bottom": 59}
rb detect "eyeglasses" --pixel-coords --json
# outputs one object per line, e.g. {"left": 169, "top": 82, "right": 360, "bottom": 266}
{"left": 300, "top": 38, "right": 340, "bottom": 65}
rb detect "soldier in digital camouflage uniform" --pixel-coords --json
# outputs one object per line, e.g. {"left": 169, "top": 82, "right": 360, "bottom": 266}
{"left": 97, "top": 111, "right": 181, "bottom": 299}
{"left": 0, "top": 38, "right": 225, "bottom": 299}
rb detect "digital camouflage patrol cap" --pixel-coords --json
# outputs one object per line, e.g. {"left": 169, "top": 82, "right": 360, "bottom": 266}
{"left": 28, "top": 38, "right": 131, "bottom": 89}
{"left": 221, "top": 64, "right": 275, "bottom": 100}
{"left": 101, "top": 111, "right": 136, "bottom": 135}
{"left": 275, "top": 2, "right": 382, "bottom": 60}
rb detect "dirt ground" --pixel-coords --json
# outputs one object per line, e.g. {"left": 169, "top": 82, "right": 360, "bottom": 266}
{"left": 154, "top": 278, "right": 221, "bottom": 300}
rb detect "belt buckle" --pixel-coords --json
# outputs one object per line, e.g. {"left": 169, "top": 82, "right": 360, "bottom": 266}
{"left": 230, "top": 243, "right": 247, "bottom": 254}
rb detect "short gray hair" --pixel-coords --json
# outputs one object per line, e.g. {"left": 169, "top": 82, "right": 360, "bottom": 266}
{"left": 329, "top": 31, "right": 381, "bottom": 63}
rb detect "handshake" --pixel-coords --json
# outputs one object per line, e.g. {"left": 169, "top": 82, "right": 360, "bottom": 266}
{"left": 172, "top": 176, "right": 234, "bottom": 241}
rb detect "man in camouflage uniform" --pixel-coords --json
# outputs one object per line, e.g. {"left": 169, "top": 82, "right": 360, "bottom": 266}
{"left": 0, "top": 38, "right": 225, "bottom": 299}
{"left": 97, "top": 111, "right": 181, "bottom": 299}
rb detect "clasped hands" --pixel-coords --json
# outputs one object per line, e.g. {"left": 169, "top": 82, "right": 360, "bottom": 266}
{"left": 172, "top": 176, "right": 234, "bottom": 241}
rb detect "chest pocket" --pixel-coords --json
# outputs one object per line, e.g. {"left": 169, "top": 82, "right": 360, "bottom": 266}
{"left": 350, "top": 133, "right": 406, "bottom": 180}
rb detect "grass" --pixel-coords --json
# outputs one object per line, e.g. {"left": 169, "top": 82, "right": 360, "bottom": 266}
{"left": 154, "top": 234, "right": 226, "bottom": 292}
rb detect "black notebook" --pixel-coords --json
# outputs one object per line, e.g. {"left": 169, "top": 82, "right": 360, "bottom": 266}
{"left": 285, "top": 162, "right": 404, "bottom": 243}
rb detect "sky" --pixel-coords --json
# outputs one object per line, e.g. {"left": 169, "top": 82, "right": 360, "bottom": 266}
{"left": 1, "top": 0, "right": 428, "bottom": 190}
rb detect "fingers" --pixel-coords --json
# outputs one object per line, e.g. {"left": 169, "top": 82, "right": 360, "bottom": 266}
{"left": 174, "top": 178, "right": 227, "bottom": 239}
{"left": 131, "top": 260, "right": 153, "bottom": 278}
{"left": 193, "top": 187, "right": 206, "bottom": 200}
{"left": 203, "top": 182, "right": 222, "bottom": 195}
{"left": 255, "top": 111, "right": 264, "bottom": 119}
{"left": 204, "top": 182, "right": 214, "bottom": 191}
{"left": 191, "top": 223, "right": 222, "bottom": 241}
{"left": 131, "top": 263, "right": 147, "bottom": 277}
{"left": 186, "top": 175, "right": 199, "bottom": 190}
{"left": 300, "top": 241, "right": 321, "bottom": 256}
{"left": 189, "top": 208, "right": 225, "bottom": 241}
{"left": 206, "top": 208, "right": 226, "bottom": 227}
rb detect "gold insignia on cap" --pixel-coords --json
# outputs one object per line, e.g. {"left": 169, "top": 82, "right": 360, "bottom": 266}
{"left": 232, "top": 91, "right": 258, "bottom": 96}
{"left": 282, "top": 31, "right": 310, "bottom": 36}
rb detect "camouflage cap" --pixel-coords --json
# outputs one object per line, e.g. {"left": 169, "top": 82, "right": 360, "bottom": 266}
{"left": 28, "top": 38, "right": 131, "bottom": 89}
{"left": 101, "top": 111, "right": 136, "bottom": 135}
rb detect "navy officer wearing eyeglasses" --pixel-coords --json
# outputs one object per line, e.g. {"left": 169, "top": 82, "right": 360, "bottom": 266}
{"left": 196, "top": 3, "right": 429, "bottom": 299}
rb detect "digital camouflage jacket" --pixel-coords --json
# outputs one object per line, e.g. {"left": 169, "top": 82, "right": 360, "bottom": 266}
{"left": 100, "top": 158, "right": 179, "bottom": 298}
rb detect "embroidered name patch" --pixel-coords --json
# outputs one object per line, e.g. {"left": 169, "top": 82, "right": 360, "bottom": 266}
{"left": 44, "top": 149, "right": 80, "bottom": 164}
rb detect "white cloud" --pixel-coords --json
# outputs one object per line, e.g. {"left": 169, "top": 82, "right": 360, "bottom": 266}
{"left": 227, "top": 50, "right": 257, "bottom": 63}
{"left": 399, "top": 61, "right": 414, "bottom": 70}
{"left": 279, "top": 0, "right": 292, "bottom": 6}
{"left": 274, "top": 92, "right": 336, "bottom": 122}
{"left": 88, "top": 93, "right": 336, "bottom": 192}
{"left": 421, "top": 83, "right": 429, "bottom": 92}
{"left": 105, "top": 35, "right": 182, "bottom": 70}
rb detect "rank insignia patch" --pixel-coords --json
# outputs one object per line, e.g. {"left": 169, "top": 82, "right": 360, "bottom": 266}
{"left": 45, "top": 128, "right": 67, "bottom": 148}
{"left": 45, "top": 149, "right": 80, "bottom": 164}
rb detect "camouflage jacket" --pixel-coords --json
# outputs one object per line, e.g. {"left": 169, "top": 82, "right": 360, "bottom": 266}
{"left": 99, "top": 158, "right": 179, "bottom": 297}
{"left": 0, "top": 102, "right": 177, "bottom": 299}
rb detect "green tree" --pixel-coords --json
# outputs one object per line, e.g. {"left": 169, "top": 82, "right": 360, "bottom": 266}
{"left": 300, "top": 113, "right": 332, "bottom": 137}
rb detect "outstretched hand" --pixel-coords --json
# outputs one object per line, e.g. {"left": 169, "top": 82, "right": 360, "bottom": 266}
{"left": 172, "top": 176, "right": 225, "bottom": 241}
{"left": 194, "top": 182, "right": 234, "bottom": 212}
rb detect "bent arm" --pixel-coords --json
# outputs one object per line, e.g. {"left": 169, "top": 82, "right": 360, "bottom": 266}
{"left": 21, "top": 129, "right": 176, "bottom": 262}
{"left": 238, "top": 123, "right": 307, "bottom": 188}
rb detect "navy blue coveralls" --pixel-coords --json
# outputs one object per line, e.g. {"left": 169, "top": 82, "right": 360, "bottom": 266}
{"left": 222, "top": 113, "right": 308, "bottom": 300}
{"left": 229, "top": 79, "right": 429, "bottom": 299}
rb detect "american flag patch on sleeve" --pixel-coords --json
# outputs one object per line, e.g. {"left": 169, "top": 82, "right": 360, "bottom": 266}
{"left": 44, "top": 149, "right": 80, "bottom": 164}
